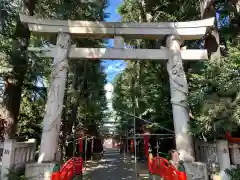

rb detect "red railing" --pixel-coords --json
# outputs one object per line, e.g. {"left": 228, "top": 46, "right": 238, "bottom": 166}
{"left": 225, "top": 132, "right": 240, "bottom": 143}
{"left": 51, "top": 157, "right": 83, "bottom": 180}
{"left": 148, "top": 156, "right": 187, "bottom": 180}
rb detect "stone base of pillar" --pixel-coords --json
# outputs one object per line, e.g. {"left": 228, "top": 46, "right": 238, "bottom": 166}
{"left": 150, "top": 175, "right": 162, "bottom": 180}
{"left": 184, "top": 162, "right": 208, "bottom": 180}
{"left": 25, "top": 162, "right": 57, "bottom": 180}
{"left": 216, "top": 140, "right": 230, "bottom": 180}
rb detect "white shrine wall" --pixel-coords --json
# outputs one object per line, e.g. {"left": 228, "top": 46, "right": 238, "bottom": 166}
{"left": 0, "top": 139, "right": 36, "bottom": 179}
{"left": 195, "top": 139, "right": 240, "bottom": 179}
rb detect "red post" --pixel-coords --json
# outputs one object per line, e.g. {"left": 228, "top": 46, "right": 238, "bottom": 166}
{"left": 79, "top": 135, "right": 83, "bottom": 153}
{"left": 91, "top": 138, "right": 94, "bottom": 153}
{"left": 143, "top": 135, "right": 150, "bottom": 157}
{"left": 51, "top": 172, "right": 60, "bottom": 180}
{"left": 148, "top": 153, "right": 153, "bottom": 174}
{"left": 178, "top": 172, "right": 187, "bottom": 180}
{"left": 130, "top": 139, "right": 134, "bottom": 153}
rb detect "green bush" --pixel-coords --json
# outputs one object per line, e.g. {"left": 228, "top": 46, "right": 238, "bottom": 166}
{"left": 4, "top": 167, "right": 29, "bottom": 180}
{"left": 225, "top": 165, "right": 240, "bottom": 180}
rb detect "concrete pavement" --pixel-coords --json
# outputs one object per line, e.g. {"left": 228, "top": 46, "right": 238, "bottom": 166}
{"left": 83, "top": 148, "right": 152, "bottom": 180}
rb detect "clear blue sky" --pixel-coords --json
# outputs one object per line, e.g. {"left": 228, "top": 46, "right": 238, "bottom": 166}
{"left": 102, "top": 0, "right": 125, "bottom": 82}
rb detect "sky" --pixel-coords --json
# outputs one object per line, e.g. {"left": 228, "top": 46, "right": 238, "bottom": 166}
{"left": 103, "top": 0, "right": 124, "bottom": 127}
{"left": 102, "top": 0, "right": 125, "bottom": 83}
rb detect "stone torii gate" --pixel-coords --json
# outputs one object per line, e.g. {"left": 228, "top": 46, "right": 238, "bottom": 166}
{"left": 20, "top": 15, "right": 214, "bottom": 179}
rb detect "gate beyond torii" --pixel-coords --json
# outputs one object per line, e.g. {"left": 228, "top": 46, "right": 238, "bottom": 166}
{"left": 20, "top": 15, "right": 214, "bottom": 164}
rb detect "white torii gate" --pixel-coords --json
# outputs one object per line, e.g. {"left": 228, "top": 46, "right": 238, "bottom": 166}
{"left": 20, "top": 15, "right": 214, "bottom": 179}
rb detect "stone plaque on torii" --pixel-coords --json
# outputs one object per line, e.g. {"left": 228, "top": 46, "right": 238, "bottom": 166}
{"left": 20, "top": 15, "right": 214, "bottom": 179}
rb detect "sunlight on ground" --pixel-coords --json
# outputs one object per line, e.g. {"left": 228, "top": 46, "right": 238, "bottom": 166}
{"left": 82, "top": 149, "right": 151, "bottom": 180}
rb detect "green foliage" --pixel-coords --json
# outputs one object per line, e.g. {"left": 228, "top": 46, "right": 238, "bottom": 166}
{"left": 113, "top": 0, "right": 200, "bottom": 135}
{"left": 4, "top": 168, "right": 29, "bottom": 180}
{"left": 112, "top": 61, "right": 173, "bottom": 134}
{"left": 114, "top": 0, "right": 240, "bottom": 140}
{"left": 0, "top": 0, "right": 108, "bottom": 155}
{"left": 225, "top": 165, "right": 240, "bottom": 180}
{"left": 188, "top": 44, "right": 240, "bottom": 140}
{"left": 118, "top": 0, "right": 199, "bottom": 22}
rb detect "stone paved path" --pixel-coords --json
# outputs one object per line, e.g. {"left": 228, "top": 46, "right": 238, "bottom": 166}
{"left": 83, "top": 148, "right": 151, "bottom": 180}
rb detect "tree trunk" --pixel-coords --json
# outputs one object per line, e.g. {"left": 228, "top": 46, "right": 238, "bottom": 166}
{"left": 64, "top": 69, "right": 79, "bottom": 158}
{"left": 232, "top": 0, "right": 240, "bottom": 13}
{"left": 237, "top": 1, "right": 240, "bottom": 44}
{"left": 233, "top": 0, "right": 240, "bottom": 44}
{"left": 200, "top": 0, "right": 221, "bottom": 61}
{"left": 64, "top": 61, "right": 87, "bottom": 158}
{"left": 3, "top": 0, "right": 36, "bottom": 139}
{"left": 66, "top": 66, "right": 79, "bottom": 134}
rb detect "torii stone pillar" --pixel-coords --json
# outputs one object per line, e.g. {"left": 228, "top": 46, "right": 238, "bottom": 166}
{"left": 166, "top": 35, "right": 194, "bottom": 162}
{"left": 38, "top": 33, "right": 71, "bottom": 162}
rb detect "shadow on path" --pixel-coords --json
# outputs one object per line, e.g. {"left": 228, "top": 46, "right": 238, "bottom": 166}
{"left": 83, "top": 148, "right": 147, "bottom": 180}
